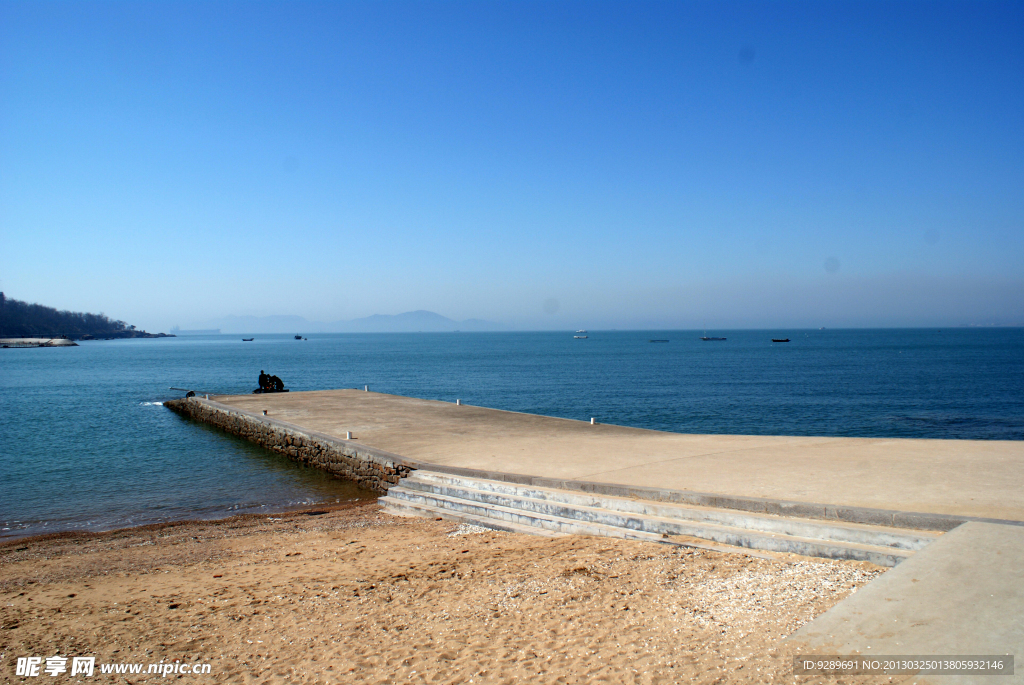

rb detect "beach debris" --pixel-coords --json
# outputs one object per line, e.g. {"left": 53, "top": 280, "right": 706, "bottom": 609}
{"left": 448, "top": 523, "right": 489, "bottom": 537}
{"left": 560, "top": 566, "right": 595, "bottom": 577}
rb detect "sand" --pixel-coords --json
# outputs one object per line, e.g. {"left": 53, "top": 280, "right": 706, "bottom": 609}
{"left": 1, "top": 503, "right": 895, "bottom": 684}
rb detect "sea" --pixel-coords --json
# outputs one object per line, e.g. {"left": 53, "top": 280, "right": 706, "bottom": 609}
{"left": 2, "top": 329, "right": 1022, "bottom": 540}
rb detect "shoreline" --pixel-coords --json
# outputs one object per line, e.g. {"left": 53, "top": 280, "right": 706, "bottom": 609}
{"left": 0, "top": 498, "right": 377, "bottom": 546}
{"left": 0, "top": 337, "right": 78, "bottom": 348}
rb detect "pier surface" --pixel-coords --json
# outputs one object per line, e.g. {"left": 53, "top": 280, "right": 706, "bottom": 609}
{"left": 789, "top": 521, "right": 1024, "bottom": 680}
{"left": 212, "top": 389, "right": 1024, "bottom": 522}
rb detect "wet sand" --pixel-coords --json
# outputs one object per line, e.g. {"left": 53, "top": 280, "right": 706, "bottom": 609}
{"left": 2, "top": 503, "right": 891, "bottom": 684}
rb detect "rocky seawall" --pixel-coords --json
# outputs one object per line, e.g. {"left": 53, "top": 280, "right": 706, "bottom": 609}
{"left": 164, "top": 397, "right": 413, "bottom": 493}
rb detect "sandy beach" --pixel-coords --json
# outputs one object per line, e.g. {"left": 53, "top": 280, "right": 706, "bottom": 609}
{"left": 2, "top": 502, "right": 893, "bottom": 684}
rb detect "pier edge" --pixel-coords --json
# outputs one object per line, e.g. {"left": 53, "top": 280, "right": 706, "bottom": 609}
{"left": 164, "top": 397, "right": 414, "bottom": 493}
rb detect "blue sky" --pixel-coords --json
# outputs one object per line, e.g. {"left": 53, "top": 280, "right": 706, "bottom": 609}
{"left": 2, "top": 0, "right": 1022, "bottom": 330}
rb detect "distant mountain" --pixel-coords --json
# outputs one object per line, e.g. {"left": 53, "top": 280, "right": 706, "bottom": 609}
{"left": 200, "top": 310, "right": 504, "bottom": 334}
{"left": 335, "top": 310, "right": 501, "bottom": 332}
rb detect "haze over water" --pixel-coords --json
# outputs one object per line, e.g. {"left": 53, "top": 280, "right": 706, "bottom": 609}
{"left": 2, "top": 328, "right": 1022, "bottom": 540}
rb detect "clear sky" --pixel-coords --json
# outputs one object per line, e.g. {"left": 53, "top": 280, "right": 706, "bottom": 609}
{"left": 2, "top": 0, "right": 1022, "bottom": 331}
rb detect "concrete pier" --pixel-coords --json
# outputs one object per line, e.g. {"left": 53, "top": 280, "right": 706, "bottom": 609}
{"left": 789, "top": 521, "right": 1024, "bottom": 683}
{"left": 198, "top": 389, "right": 1024, "bottom": 524}
{"left": 168, "top": 388, "right": 1024, "bottom": 665}
{"left": 0, "top": 337, "right": 77, "bottom": 347}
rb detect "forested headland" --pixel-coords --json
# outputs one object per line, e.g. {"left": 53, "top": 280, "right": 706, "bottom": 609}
{"left": 0, "top": 293, "right": 172, "bottom": 339}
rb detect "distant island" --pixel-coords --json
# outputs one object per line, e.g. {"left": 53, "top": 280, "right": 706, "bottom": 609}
{"left": 170, "top": 327, "right": 221, "bottom": 336}
{"left": 0, "top": 293, "right": 173, "bottom": 340}
{"left": 193, "top": 310, "right": 505, "bottom": 334}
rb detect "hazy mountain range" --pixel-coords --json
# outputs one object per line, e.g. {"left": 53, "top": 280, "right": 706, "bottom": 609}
{"left": 192, "top": 310, "right": 505, "bottom": 334}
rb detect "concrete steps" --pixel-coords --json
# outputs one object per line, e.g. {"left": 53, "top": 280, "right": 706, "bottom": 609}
{"left": 381, "top": 498, "right": 567, "bottom": 538}
{"left": 380, "top": 471, "right": 942, "bottom": 566}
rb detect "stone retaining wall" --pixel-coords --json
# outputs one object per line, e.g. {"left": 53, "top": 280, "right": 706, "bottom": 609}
{"left": 164, "top": 397, "right": 413, "bottom": 493}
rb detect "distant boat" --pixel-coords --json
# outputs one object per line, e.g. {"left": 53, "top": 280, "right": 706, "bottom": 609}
{"left": 294, "top": 335, "right": 302, "bottom": 340}
{"left": 772, "top": 338, "right": 790, "bottom": 343}
{"left": 700, "top": 326, "right": 726, "bottom": 341}
{"left": 574, "top": 335, "right": 588, "bottom": 339}
{"left": 649, "top": 339, "right": 669, "bottom": 343}
{"left": 242, "top": 338, "right": 254, "bottom": 342}
{"left": 576, "top": 329, "right": 587, "bottom": 334}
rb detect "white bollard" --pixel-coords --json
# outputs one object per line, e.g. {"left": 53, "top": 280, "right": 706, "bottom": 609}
{"left": 205, "top": 394, "right": 209, "bottom": 400}
{"left": 346, "top": 431, "right": 353, "bottom": 440}
{"left": 590, "top": 418, "right": 595, "bottom": 425}
{"left": 364, "top": 385, "right": 368, "bottom": 392}
{"left": 456, "top": 399, "right": 461, "bottom": 405}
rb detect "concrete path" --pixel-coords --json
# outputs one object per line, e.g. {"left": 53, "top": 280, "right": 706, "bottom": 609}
{"left": 788, "top": 521, "right": 1024, "bottom": 684}
{"left": 212, "top": 390, "right": 1024, "bottom": 522}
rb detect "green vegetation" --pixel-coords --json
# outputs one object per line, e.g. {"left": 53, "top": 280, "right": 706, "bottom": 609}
{"left": 0, "top": 293, "right": 171, "bottom": 339}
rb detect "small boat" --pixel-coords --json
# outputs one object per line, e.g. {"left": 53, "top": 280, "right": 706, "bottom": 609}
{"left": 574, "top": 335, "right": 588, "bottom": 339}
{"left": 294, "top": 335, "right": 302, "bottom": 340}
{"left": 700, "top": 326, "right": 726, "bottom": 341}
{"left": 772, "top": 338, "right": 790, "bottom": 343}
{"left": 242, "top": 338, "right": 254, "bottom": 342}
{"left": 576, "top": 329, "right": 587, "bottom": 334}
{"left": 649, "top": 339, "right": 669, "bottom": 343}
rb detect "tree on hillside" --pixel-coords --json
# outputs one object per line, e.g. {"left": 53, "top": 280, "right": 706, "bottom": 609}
{"left": 0, "top": 293, "right": 162, "bottom": 339}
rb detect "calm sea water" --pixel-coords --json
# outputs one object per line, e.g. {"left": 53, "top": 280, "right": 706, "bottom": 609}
{"left": 2, "top": 329, "right": 1022, "bottom": 539}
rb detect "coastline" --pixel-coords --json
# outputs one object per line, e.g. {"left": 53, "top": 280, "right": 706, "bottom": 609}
{"left": 1, "top": 501, "right": 886, "bottom": 684}
{"left": 0, "top": 494, "right": 377, "bottom": 544}
{"left": 5, "top": 329, "right": 1021, "bottom": 548}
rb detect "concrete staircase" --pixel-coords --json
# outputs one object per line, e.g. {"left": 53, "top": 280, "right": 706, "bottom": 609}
{"left": 380, "top": 470, "right": 942, "bottom": 566}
